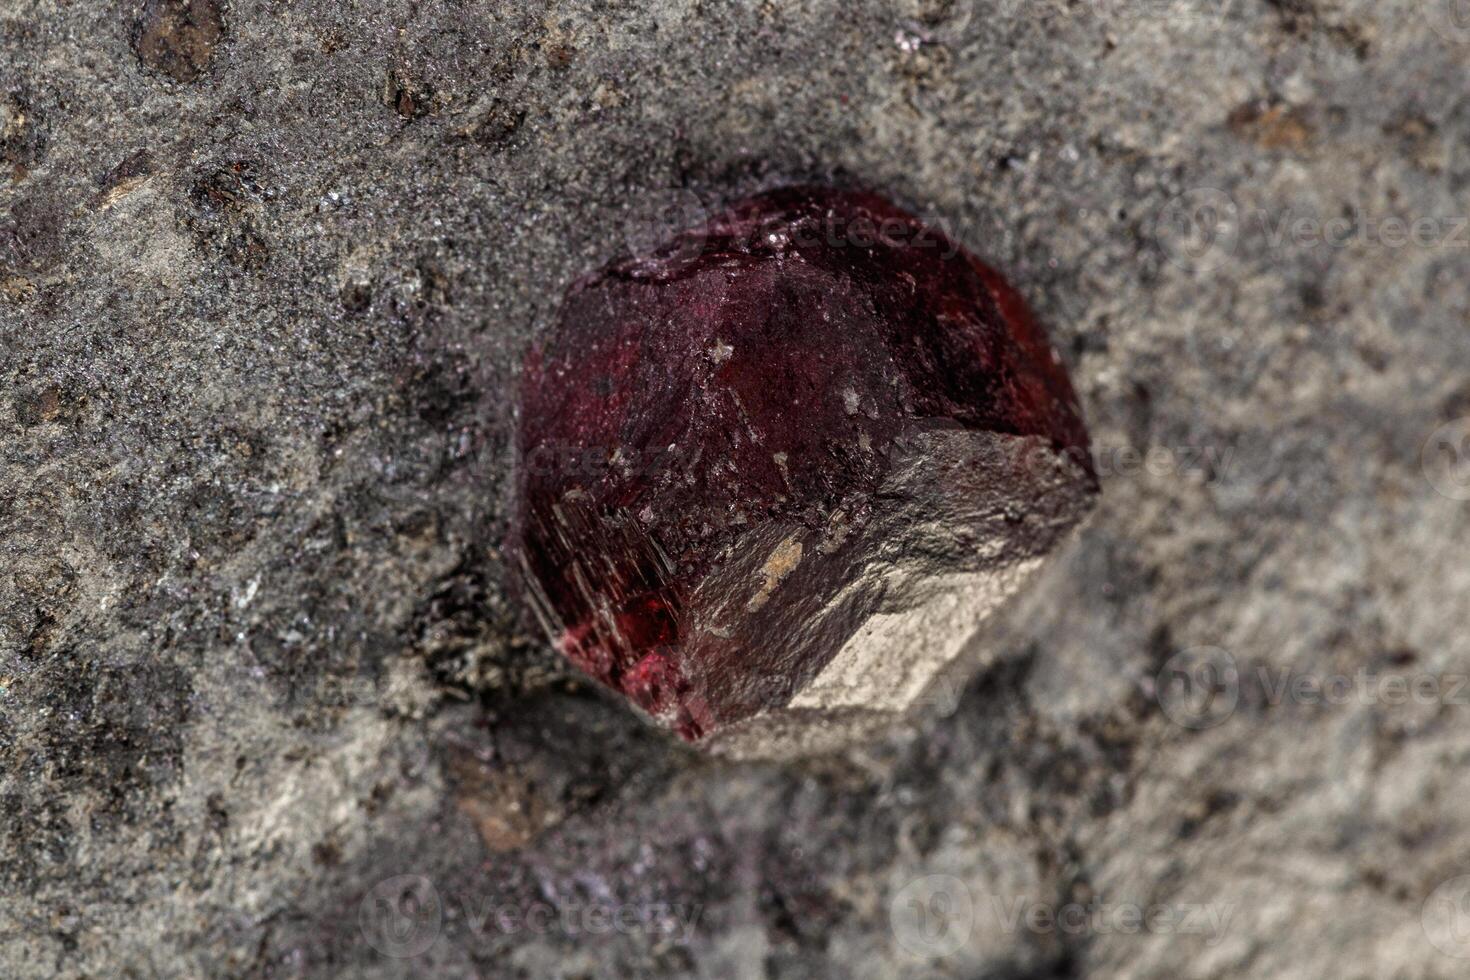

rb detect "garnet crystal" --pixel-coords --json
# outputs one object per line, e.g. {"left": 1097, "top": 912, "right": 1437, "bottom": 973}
{"left": 511, "top": 187, "right": 1096, "bottom": 755}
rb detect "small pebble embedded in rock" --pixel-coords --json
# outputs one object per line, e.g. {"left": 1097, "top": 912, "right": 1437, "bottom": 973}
{"left": 510, "top": 187, "right": 1098, "bottom": 756}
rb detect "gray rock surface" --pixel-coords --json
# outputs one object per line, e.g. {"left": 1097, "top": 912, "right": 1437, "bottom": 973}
{"left": 2, "top": 0, "right": 1469, "bottom": 976}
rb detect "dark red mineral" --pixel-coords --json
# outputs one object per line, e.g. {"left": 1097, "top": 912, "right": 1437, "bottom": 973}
{"left": 511, "top": 187, "right": 1096, "bottom": 755}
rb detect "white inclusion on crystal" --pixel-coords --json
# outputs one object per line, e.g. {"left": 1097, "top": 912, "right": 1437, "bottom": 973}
{"left": 842, "top": 387, "right": 860, "bottom": 415}
{"left": 727, "top": 389, "right": 762, "bottom": 445}
{"left": 709, "top": 338, "right": 734, "bottom": 364}
{"left": 649, "top": 534, "right": 675, "bottom": 579}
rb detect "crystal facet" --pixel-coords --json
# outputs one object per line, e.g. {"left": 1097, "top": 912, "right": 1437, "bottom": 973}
{"left": 511, "top": 187, "right": 1097, "bottom": 755}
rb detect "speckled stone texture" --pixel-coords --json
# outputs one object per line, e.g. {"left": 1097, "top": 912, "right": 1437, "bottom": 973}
{"left": 3, "top": 0, "right": 1470, "bottom": 978}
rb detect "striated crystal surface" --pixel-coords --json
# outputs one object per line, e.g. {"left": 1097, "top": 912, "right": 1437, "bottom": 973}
{"left": 510, "top": 187, "right": 1097, "bottom": 755}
